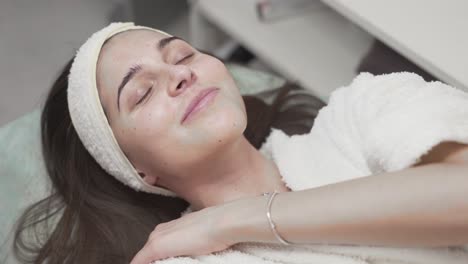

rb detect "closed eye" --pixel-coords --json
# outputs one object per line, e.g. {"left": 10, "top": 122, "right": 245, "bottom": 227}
{"left": 136, "top": 86, "right": 153, "bottom": 105}
{"left": 177, "top": 53, "right": 194, "bottom": 64}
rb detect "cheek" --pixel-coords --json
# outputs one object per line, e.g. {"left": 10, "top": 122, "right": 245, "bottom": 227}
{"left": 118, "top": 99, "right": 176, "bottom": 155}
{"left": 197, "top": 56, "right": 233, "bottom": 85}
{"left": 133, "top": 99, "right": 177, "bottom": 142}
{"left": 197, "top": 56, "right": 245, "bottom": 109}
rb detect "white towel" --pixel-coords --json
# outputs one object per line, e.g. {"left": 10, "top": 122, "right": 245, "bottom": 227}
{"left": 152, "top": 72, "right": 468, "bottom": 263}
{"left": 266, "top": 72, "right": 468, "bottom": 190}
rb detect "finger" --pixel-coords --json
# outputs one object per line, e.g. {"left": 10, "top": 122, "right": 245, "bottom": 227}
{"left": 131, "top": 243, "right": 163, "bottom": 264}
{"left": 153, "top": 222, "right": 174, "bottom": 233}
{"left": 148, "top": 226, "right": 172, "bottom": 243}
{"left": 148, "top": 228, "right": 161, "bottom": 242}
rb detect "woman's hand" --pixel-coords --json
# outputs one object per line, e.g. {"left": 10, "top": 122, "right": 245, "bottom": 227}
{"left": 130, "top": 195, "right": 268, "bottom": 264}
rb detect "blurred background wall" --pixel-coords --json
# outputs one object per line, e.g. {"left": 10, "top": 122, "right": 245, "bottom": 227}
{"left": 2, "top": 0, "right": 456, "bottom": 126}
{"left": 0, "top": 0, "right": 190, "bottom": 126}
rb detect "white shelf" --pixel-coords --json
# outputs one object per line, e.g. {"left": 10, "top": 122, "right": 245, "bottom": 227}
{"left": 322, "top": 0, "right": 468, "bottom": 91}
{"left": 192, "top": 0, "right": 374, "bottom": 102}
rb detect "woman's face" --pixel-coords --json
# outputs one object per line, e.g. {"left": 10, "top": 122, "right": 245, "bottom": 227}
{"left": 96, "top": 29, "right": 247, "bottom": 187}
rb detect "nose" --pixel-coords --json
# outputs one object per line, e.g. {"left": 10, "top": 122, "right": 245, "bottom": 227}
{"left": 168, "top": 65, "right": 197, "bottom": 97}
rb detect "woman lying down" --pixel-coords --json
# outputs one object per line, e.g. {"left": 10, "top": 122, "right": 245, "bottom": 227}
{"left": 14, "top": 22, "right": 468, "bottom": 264}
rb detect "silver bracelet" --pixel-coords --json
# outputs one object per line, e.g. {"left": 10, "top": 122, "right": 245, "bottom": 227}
{"left": 262, "top": 191, "right": 294, "bottom": 246}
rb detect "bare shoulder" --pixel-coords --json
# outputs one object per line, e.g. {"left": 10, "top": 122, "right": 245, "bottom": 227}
{"left": 414, "top": 141, "right": 468, "bottom": 166}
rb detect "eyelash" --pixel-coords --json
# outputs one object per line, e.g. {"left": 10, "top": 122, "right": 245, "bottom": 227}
{"left": 135, "top": 86, "right": 152, "bottom": 105}
{"left": 177, "top": 53, "right": 194, "bottom": 64}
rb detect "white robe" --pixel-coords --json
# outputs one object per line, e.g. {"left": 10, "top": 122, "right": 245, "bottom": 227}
{"left": 154, "top": 72, "right": 468, "bottom": 264}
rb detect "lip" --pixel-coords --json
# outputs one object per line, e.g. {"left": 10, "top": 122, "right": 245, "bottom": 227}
{"left": 181, "top": 87, "right": 220, "bottom": 124}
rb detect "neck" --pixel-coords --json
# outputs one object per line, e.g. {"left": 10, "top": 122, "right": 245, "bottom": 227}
{"left": 166, "top": 136, "right": 290, "bottom": 211}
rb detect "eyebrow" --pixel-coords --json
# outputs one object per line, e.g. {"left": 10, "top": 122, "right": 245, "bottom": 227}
{"left": 116, "top": 36, "right": 183, "bottom": 111}
{"left": 117, "top": 64, "right": 141, "bottom": 111}
{"left": 158, "top": 36, "right": 182, "bottom": 50}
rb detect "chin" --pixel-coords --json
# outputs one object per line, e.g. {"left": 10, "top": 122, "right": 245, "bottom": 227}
{"left": 170, "top": 113, "right": 246, "bottom": 169}
{"left": 193, "top": 104, "right": 247, "bottom": 147}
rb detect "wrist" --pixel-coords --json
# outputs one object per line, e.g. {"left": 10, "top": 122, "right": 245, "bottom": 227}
{"left": 220, "top": 195, "right": 277, "bottom": 245}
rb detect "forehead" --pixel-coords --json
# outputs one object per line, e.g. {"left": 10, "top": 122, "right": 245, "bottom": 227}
{"left": 99, "top": 29, "right": 169, "bottom": 69}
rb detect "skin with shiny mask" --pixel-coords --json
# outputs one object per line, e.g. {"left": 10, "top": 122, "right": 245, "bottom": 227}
{"left": 96, "top": 29, "right": 288, "bottom": 208}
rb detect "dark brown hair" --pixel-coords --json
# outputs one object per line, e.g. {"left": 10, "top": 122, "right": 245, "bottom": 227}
{"left": 13, "top": 58, "right": 325, "bottom": 263}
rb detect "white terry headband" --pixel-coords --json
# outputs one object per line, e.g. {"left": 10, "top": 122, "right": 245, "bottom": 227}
{"left": 67, "top": 22, "right": 178, "bottom": 197}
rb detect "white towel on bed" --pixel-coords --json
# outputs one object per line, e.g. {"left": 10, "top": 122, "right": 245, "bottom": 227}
{"left": 152, "top": 72, "right": 468, "bottom": 264}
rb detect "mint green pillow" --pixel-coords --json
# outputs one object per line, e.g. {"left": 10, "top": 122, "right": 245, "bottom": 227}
{"left": 0, "top": 64, "right": 285, "bottom": 263}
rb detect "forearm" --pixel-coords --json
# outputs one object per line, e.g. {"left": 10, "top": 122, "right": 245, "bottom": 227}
{"left": 235, "top": 163, "right": 468, "bottom": 247}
